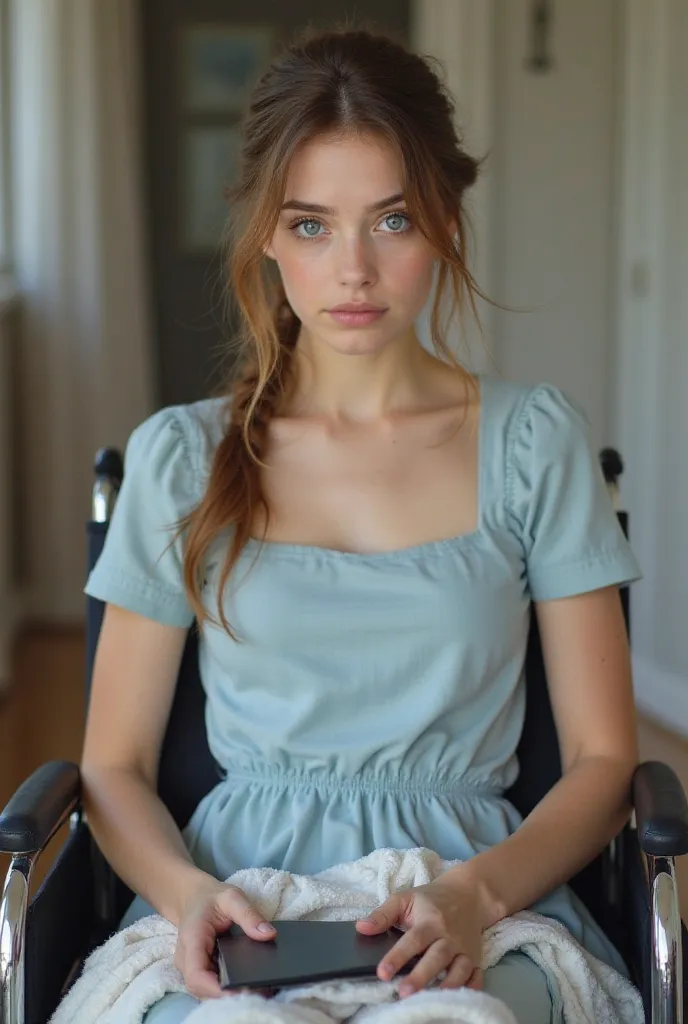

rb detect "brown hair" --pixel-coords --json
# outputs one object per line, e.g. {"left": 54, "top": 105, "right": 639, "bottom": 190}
{"left": 178, "top": 26, "right": 490, "bottom": 636}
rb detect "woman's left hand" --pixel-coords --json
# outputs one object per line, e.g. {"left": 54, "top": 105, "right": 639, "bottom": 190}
{"left": 355, "top": 871, "right": 488, "bottom": 997}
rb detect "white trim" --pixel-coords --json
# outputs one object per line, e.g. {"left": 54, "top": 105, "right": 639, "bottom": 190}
{"left": 633, "top": 656, "right": 688, "bottom": 740}
{"left": 613, "top": 1, "right": 670, "bottom": 655}
{"left": 0, "top": 0, "right": 12, "bottom": 269}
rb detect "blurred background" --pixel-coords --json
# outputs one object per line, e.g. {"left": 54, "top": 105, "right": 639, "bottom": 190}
{"left": 0, "top": 0, "right": 686, "bottom": 901}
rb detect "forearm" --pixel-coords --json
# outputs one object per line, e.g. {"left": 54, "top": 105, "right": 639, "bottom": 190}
{"left": 445, "top": 755, "right": 636, "bottom": 927}
{"left": 81, "top": 765, "right": 218, "bottom": 925}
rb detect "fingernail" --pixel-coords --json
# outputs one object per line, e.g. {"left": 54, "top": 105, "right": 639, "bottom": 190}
{"left": 258, "top": 922, "right": 275, "bottom": 933}
{"left": 399, "top": 984, "right": 414, "bottom": 997}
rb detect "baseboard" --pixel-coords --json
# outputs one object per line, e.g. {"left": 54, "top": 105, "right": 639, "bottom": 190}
{"left": 633, "top": 655, "right": 688, "bottom": 739}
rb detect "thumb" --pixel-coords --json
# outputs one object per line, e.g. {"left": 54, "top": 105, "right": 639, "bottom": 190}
{"left": 356, "top": 894, "right": 406, "bottom": 933}
{"left": 214, "top": 885, "right": 276, "bottom": 940}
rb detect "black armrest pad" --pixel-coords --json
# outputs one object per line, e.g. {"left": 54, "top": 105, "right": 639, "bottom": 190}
{"left": 632, "top": 760, "right": 688, "bottom": 857}
{"left": 0, "top": 760, "right": 81, "bottom": 854}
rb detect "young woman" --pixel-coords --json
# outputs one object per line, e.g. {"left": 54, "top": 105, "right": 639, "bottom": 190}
{"left": 81, "top": 27, "right": 641, "bottom": 1024}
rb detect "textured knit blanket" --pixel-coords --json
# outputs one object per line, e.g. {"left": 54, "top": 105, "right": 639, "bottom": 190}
{"left": 50, "top": 847, "right": 643, "bottom": 1024}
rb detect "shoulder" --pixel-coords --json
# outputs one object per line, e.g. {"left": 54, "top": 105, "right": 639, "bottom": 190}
{"left": 479, "top": 376, "right": 599, "bottom": 527}
{"left": 123, "top": 396, "right": 229, "bottom": 505}
{"left": 480, "top": 375, "right": 589, "bottom": 458}
{"left": 478, "top": 379, "right": 641, "bottom": 598}
{"left": 129, "top": 396, "right": 228, "bottom": 453}
{"left": 479, "top": 373, "right": 582, "bottom": 423}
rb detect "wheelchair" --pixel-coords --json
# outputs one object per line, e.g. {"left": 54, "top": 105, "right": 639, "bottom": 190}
{"left": 1, "top": 447, "right": 688, "bottom": 1024}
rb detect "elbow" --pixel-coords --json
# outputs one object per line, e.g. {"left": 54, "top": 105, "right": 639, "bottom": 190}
{"left": 586, "top": 753, "right": 637, "bottom": 833}
{"left": 79, "top": 760, "right": 115, "bottom": 823}
{"left": 79, "top": 759, "right": 154, "bottom": 821}
{"left": 565, "top": 751, "right": 637, "bottom": 819}
{"left": 80, "top": 746, "right": 157, "bottom": 790}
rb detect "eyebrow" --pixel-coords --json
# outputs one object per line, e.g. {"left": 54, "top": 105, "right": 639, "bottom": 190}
{"left": 280, "top": 192, "right": 406, "bottom": 215}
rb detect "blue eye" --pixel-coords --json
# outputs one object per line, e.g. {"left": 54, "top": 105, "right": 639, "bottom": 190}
{"left": 292, "top": 218, "right": 324, "bottom": 239}
{"left": 380, "top": 212, "right": 411, "bottom": 233}
{"left": 288, "top": 211, "right": 411, "bottom": 241}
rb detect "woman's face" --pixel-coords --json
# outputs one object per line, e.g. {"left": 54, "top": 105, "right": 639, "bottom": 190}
{"left": 265, "top": 132, "right": 439, "bottom": 357}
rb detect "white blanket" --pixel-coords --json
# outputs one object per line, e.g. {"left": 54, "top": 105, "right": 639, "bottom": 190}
{"left": 50, "top": 848, "right": 643, "bottom": 1024}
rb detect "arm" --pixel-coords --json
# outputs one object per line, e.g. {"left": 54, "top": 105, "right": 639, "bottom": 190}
{"left": 443, "top": 584, "right": 638, "bottom": 925}
{"left": 81, "top": 603, "right": 220, "bottom": 925}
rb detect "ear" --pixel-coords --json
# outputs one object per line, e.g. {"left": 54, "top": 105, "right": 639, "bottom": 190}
{"left": 263, "top": 241, "right": 277, "bottom": 261}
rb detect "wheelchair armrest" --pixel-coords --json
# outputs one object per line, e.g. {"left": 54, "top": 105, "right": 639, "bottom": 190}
{"left": 632, "top": 760, "right": 688, "bottom": 858}
{"left": 0, "top": 760, "right": 81, "bottom": 855}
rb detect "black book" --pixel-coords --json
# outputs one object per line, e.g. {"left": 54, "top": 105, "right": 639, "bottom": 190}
{"left": 216, "top": 920, "right": 420, "bottom": 991}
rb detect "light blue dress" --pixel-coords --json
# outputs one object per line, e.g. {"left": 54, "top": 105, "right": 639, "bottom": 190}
{"left": 84, "top": 375, "right": 642, "bottom": 1023}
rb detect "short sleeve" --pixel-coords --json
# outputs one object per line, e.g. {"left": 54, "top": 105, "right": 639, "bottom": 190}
{"left": 84, "top": 407, "right": 199, "bottom": 627}
{"left": 507, "top": 384, "right": 642, "bottom": 602}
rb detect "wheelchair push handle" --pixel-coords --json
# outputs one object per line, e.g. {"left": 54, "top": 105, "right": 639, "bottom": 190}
{"left": 599, "top": 447, "right": 624, "bottom": 511}
{"left": 92, "top": 447, "right": 123, "bottom": 523}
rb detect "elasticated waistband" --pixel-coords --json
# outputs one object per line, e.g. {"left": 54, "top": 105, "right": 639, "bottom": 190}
{"left": 218, "top": 762, "right": 504, "bottom": 798}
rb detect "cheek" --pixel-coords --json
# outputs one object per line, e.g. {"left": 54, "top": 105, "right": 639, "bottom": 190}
{"left": 385, "top": 245, "right": 436, "bottom": 309}
{"left": 273, "top": 246, "right": 327, "bottom": 310}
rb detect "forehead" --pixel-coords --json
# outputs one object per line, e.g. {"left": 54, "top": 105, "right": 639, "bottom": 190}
{"left": 284, "top": 132, "right": 404, "bottom": 206}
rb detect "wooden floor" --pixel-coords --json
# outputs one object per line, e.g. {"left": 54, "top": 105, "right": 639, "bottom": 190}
{"left": 2, "top": 628, "right": 688, "bottom": 917}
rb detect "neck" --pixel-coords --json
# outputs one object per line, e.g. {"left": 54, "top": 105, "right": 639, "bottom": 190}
{"left": 287, "top": 326, "right": 437, "bottom": 421}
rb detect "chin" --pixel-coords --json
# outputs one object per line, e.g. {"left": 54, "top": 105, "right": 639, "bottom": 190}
{"left": 328, "top": 333, "right": 395, "bottom": 357}
{"left": 317, "top": 320, "right": 407, "bottom": 357}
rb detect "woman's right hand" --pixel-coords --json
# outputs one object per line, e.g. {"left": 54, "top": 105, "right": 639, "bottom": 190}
{"left": 174, "top": 876, "right": 276, "bottom": 999}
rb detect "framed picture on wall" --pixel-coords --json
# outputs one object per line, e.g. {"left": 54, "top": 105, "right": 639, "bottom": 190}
{"left": 180, "top": 125, "right": 242, "bottom": 253}
{"left": 181, "top": 24, "right": 273, "bottom": 115}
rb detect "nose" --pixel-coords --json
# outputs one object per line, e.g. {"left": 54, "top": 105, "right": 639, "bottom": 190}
{"left": 335, "top": 232, "right": 378, "bottom": 290}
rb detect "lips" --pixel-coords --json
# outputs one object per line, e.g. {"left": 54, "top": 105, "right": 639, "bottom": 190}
{"left": 327, "top": 306, "right": 387, "bottom": 327}
{"left": 328, "top": 304, "right": 386, "bottom": 313}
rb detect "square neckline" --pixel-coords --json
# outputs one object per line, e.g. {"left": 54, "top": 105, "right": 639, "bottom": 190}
{"left": 242, "top": 374, "right": 487, "bottom": 562}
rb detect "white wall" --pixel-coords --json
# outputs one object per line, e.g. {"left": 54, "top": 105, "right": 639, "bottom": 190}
{"left": 490, "top": 0, "right": 620, "bottom": 446}
{"left": 615, "top": 0, "right": 688, "bottom": 733}
{"left": 658, "top": 1, "right": 688, "bottom": 682}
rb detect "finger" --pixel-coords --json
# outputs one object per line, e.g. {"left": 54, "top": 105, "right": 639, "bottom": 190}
{"left": 356, "top": 895, "right": 404, "bottom": 935}
{"left": 177, "top": 915, "right": 225, "bottom": 998}
{"left": 217, "top": 886, "right": 276, "bottom": 940}
{"left": 376, "top": 924, "right": 436, "bottom": 981}
{"left": 186, "top": 966, "right": 223, "bottom": 1000}
{"left": 438, "top": 954, "right": 476, "bottom": 990}
{"left": 397, "top": 938, "right": 455, "bottom": 996}
{"left": 466, "top": 968, "right": 484, "bottom": 991}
